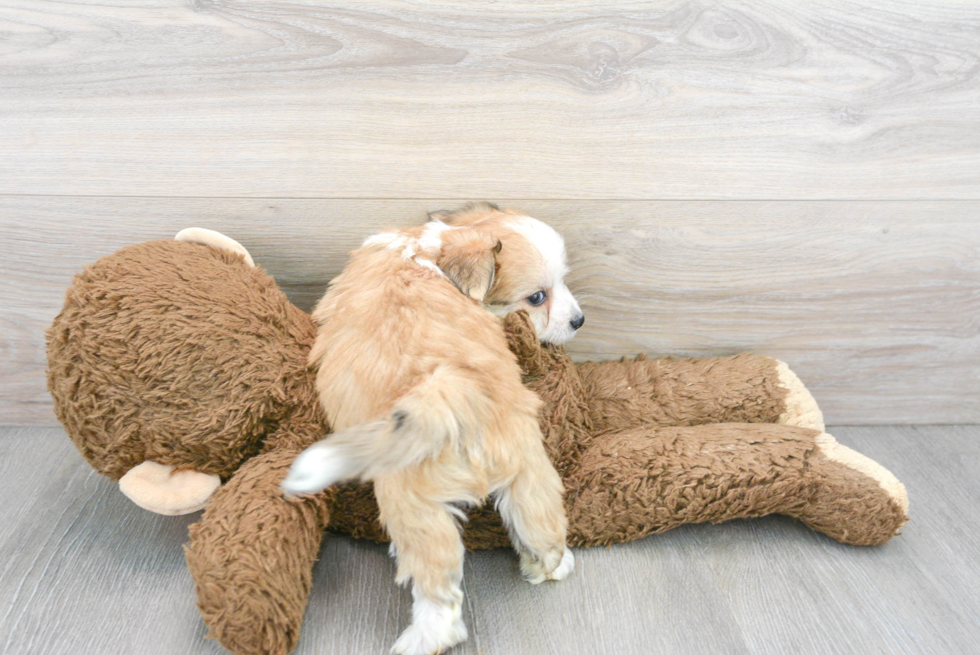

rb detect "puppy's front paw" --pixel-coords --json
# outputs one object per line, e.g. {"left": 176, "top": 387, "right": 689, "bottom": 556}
{"left": 548, "top": 546, "right": 575, "bottom": 581}
{"left": 520, "top": 546, "right": 575, "bottom": 584}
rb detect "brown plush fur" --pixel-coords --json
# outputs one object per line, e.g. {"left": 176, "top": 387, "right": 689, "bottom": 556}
{"left": 45, "top": 241, "right": 319, "bottom": 481}
{"left": 47, "top": 239, "right": 908, "bottom": 655}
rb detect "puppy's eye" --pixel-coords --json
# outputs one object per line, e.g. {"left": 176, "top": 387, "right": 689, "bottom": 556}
{"left": 526, "top": 290, "right": 547, "bottom": 306}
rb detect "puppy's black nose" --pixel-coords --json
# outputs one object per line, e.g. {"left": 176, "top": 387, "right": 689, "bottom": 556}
{"left": 570, "top": 314, "right": 585, "bottom": 330}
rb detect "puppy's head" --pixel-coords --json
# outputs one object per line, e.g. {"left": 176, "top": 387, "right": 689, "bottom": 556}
{"left": 431, "top": 203, "right": 584, "bottom": 345}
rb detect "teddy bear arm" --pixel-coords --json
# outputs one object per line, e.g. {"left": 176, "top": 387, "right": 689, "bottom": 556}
{"left": 565, "top": 423, "right": 906, "bottom": 547}
{"left": 117, "top": 461, "right": 221, "bottom": 515}
{"left": 185, "top": 446, "right": 333, "bottom": 655}
{"left": 575, "top": 353, "right": 824, "bottom": 432}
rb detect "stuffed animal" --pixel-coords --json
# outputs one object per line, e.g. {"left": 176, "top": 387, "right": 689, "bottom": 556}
{"left": 46, "top": 234, "right": 908, "bottom": 655}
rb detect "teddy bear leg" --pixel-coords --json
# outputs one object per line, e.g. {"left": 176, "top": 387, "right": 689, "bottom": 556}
{"left": 175, "top": 227, "right": 255, "bottom": 267}
{"left": 565, "top": 423, "right": 906, "bottom": 548}
{"left": 118, "top": 461, "right": 221, "bottom": 515}
{"left": 774, "top": 360, "right": 825, "bottom": 431}
{"left": 577, "top": 353, "right": 824, "bottom": 433}
{"left": 797, "top": 432, "right": 908, "bottom": 545}
{"left": 185, "top": 448, "right": 333, "bottom": 655}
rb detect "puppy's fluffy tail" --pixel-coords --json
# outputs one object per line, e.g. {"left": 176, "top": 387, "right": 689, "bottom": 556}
{"left": 281, "top": 366, "right": 477, "bottom": 495}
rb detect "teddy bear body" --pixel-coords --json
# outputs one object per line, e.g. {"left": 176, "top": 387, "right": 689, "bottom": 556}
{"left": 47, "top": 239, "right": 908, "bottom": 655}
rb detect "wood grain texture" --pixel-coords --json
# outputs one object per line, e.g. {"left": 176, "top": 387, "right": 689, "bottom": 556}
{"left": 0, "top": 428, "right": 213, "bottom": 655}
{"left": 1, "top": 1, "right": 979, "bottom": 199}
{"left": 2, "top": 196, "right": 977, "bottom": 426}
{"left": 693, "top": 425, "right": 980, "bottom": 654}
{"left": 1, "top": 425, "right": 977, "bottom": 654}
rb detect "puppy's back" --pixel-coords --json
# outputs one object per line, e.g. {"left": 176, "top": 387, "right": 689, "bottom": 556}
{"left": 310, "top": 228, "right": 535, "bottom": 440}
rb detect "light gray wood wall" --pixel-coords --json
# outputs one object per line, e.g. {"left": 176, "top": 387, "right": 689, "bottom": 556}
{"left": 2, "top": 0, "right": 979, "bottom": 199}
{"left": 3, "top": 198, "right": 978, "bottom": 426}
{"left": 1, "top": 1, "right": 979, "bottom": 426}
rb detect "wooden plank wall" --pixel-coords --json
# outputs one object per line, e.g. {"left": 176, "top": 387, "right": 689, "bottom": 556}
{"left": 1, "top": 1, "right": 979, "bottom": 425}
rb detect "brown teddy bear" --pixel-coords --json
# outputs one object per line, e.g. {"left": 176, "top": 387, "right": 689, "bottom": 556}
{"left": 46, "top": 234, "right": 908, "bottom": 655}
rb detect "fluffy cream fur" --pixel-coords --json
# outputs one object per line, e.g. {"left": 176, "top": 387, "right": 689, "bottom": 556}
{"left": 775, "top": 360, "right": 826, "bottom": 431}
{"left": 282, "top": 206, "right": 576, "bottom": 655}
{"left": 430, "top": 203, "right": 584, "bottom": 345}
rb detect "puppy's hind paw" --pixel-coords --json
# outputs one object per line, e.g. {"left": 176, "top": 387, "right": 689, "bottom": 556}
{"left": 390, "top": 599, "right": 467, "bottom": 655}
{"left": 521, "top": 546, "right": 575, "bottom": 584}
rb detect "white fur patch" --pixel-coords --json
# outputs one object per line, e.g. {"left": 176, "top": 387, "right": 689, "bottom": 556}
{"left": 417, "top": 220, "right": 453, "bottom": 252}
{"left": 549, "top": 546, "right": 575, "bottom": 581}
{"left": 520, "top": 546, "right": 575, "bottom": 584}
{"left": 363, "top": 232, "right": 400, "bottom": 248}
{"left": 402, "top": 220, "right": 452, "bottom": 261}
{"left": 506, "top": 216, "right": 581, "bottom": 344}
{"left": 280, "top": 443, "right": 353, "bottom": 495}
{"left": 364, "top": 221, "right": 454, "bottom": 276}
{"left": 391, "top": 590, "right": 468, "bottom": 655}
{"left": 414, "top": 257, "right": 445, "bottom": 276}
{"left": 506, "top": 217, "right": 568, "bottom": 279}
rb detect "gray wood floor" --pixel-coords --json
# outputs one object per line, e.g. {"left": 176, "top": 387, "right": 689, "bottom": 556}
{"left": 1, "top": 425, "right": 977, "bottom": 655}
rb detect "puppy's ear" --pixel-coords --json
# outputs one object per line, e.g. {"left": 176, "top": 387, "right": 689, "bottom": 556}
{"left": 428, "top": 201, "right": 500, "bottom": 227}
{"left": 437, "top": 230, "right": 501, "bottom": 302}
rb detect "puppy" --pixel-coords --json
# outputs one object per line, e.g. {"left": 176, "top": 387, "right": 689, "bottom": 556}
{"left": 282, "top": 203, "right": 583, "bottom": 655}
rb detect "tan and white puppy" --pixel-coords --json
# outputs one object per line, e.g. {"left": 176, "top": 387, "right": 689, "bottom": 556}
{"left": 428, "top": 203, "right": 584, "bottom": 344}
{"left": 282, "top": 204, "right": 580, "bottom": 655}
